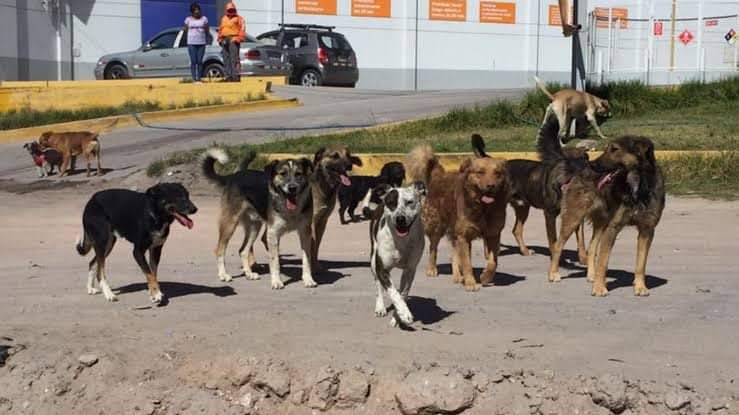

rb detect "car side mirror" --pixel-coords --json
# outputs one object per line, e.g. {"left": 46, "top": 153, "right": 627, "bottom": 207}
{"left": 142, "top": 43, "right": 153, "bottom": 52}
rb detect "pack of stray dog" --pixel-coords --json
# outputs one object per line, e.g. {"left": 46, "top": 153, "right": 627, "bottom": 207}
{"left": 69, "top": 85, "right": 669, "bottom": 330}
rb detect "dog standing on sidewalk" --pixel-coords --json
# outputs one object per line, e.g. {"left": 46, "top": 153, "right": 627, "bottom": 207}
{"left": 370, "top": 182, "right": 426, "bottom": 327}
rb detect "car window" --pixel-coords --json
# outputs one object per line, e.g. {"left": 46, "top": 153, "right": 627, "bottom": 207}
{"left": 257, "top": 33, "right": 279, "bottom": 46}
{"left": 282, "top": 33, "right": 309, "bottom": 49}
{"left": 318, "top": 34, "right": 350, "bottom": 51}
{"left": 179, "top": 29, "right": 214, "bottom": 47}
{"left": 149, "top": 31, "right": 178, "bottom": 49}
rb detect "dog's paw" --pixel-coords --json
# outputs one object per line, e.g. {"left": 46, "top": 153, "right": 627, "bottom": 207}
{"left": 244, "top": 271, "right": 261, "bottom": 281}
{"left": 103, "top": 292, "right": 118, "bottom": 302}
{"left": 87, "top": 287, "right": 99, "bottom": 295}
{"left": 425, "top": 266, "right": 438, "bottom": 278}
{"left": 591, "top": 284, "right": 609, "bottom": 297}
{"left": 375, "top": 307, "right": 387, "bottom": 317}
{"left": 150, "top": 291, "right": 164, "bottom": 304}
{"left": 633, "top": 285, "right": 650, "bottom": 297}
{"left": 396, "top": 308, "right": 414, "bottom": 326}
{"left": 302, "top": 277, "right": 318, "bottom": 288}
{"left": 586, "top": 272, "right": 595, "bottom": 283}
{"left": 271, "top": 278, "right": 285, "bottom": 290}
{"left": 464, "top": 282, "right": 480, "bottom": 292}
{"left": 218, "top": 273, "right": 233, "bottom": 282}
{"left": 452, "top": 274, "right": 464, "bottom": 284}
{"left": 520, "top": 248, "right": 533, "bottom": 256}
{"left": 548, "top": 271, "right": 562, "bottom": 282}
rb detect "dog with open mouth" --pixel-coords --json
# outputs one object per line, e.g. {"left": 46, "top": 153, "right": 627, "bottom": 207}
{"left": 407, "top": 145, "right": 510, "bottom": 291}
{"left": 547, "top": 135, "right": 665, "bottom": 296}
{"left": 369, "top": 182, "right": 426, "bottom": 327}
{"left": 309, "top": 145, "right": 362, "bottom": 270}
{"left": 338, "top": 161, "right": 405, "bottom": 224}
{"left": 203, "top": 149, "right": 317, "bottom": 289}
{"left": 75, "top": 183, "right": 197, "bottom": 303}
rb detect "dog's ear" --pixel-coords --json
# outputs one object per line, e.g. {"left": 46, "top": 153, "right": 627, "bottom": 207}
{"left": 22, "top": 143, "right": 30, "bottom": 150}
{"left": 412, "top": 181, "right": 427, "bottom": 197}
{"left": 298, "top": 157, "right": 313, "bottom": 175}
{"left": 264, "top": 160, "right": 280, "bottom": 178}
{"left": 146, "top": 184, "right": 163, "bottom": 199}
{"left": 459, "top": 158, "right": 472, "bottom": 174}
{"left": 349, "top": 154, "right": 363, "bottom": 167}
{"left": 471, "top": 134, "right": 488, "bottom": 158}
{"left": 634, "top": 139, "right": 656, "bottom": 168}
{"left": 383, "top": 188, "right": 399, "bottom": 212}
{"left": 313, "top": 147, "right": 326, "bottom": 166}
{"left": 373, "top": 183, "right": 392, "bottom": 201}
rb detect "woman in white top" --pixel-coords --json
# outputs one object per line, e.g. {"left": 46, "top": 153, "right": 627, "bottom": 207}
{"left": 183, "top": 2, "right": 209, "bottom": 83}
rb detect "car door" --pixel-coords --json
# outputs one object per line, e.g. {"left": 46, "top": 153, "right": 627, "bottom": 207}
{"left": 171, "top": 30, "right": 194, "bottom": 77}
{"left": 280, "top": 32, "right": 312, "bottom": 78}
{"left": 132, "top": 30, "right": 179, "bottom": 78}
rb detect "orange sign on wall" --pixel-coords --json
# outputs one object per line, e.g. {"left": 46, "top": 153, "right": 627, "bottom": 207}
{"left": 548, "top": 4, "right": 571, "bottom": 26}
{"left": 352, "top": 0, "right": 391, "bottom": 18}
{"left": 429, "top": 0, "right": 467, "bottom": 22}
{"left": 594, "top": 7, "right": 629, "bottom": 29}
{"left": 296, "top": 0, "right": 337, "bottom": 15}
{"left": 480, "top": 1, "right": 515, "bottom": 24}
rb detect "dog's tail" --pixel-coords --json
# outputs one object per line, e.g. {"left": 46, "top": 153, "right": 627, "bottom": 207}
{"left": 75, "top": 233, "right": 92, "bottom": 256}
{"left": 406, "top": 145, "right": 442, "bottom": 185}
{"left": 202, "top": 148, "right": 230, "bottom": 187}
{"left": 470, "top": 134, "right": 488, "bottom": 158}
{"left": 533, "top": 76, "right": 555, "bottom": 101}
{"left": 536, "top": 115, "right": 564, "bottom": 165}
{"left": 238, "top": 150, "right": 257, "bottom": 172}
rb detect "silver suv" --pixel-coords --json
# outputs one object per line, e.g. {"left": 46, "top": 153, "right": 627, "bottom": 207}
{"left": 94, "top": 27, "right": 290, "bottom": 80}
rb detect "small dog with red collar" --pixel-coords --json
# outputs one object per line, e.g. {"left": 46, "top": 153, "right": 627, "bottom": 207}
{"left": 23, "top": 142, "right": 63, "bottom": 177}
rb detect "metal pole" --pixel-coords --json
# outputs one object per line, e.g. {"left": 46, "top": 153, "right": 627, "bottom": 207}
{"left": 669, "top": 0, "right": 676, "bottom": 71}
{"left": 414, "top": 0, "right": 419, "bottom": 91}
{"left": 535, "top": 0, "right": 541, "bottom": 76}
{"left": 696, "top": 0, "right": 703, "bottom": 72}
{"left": 281, "top": 0, "right": 284, "bottom": 26}
{"left": 55, "top": 0, "right": 62, "bottom": 81}
{"left": 571, "top": 0, "right": 579, "bottom": 89}
{"left": 607, "top": 7, "right": 612, "bottom": 77}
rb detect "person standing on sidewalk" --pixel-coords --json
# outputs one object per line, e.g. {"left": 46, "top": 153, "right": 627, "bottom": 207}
{"left": 217, "top": 2, "right": 246, "bottom": 82}
{"left": 184, "top": 2, "right": 209, "bottom": 83}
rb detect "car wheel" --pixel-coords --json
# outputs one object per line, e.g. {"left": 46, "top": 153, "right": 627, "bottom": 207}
{"left": 204, "top": 63, "right": 225, "bottom": 80}
{"left": 300, "top": 69, "right": 322, "bottom": 87}
{"left": 104, "top": 63, "right": 129, "bottom": 80}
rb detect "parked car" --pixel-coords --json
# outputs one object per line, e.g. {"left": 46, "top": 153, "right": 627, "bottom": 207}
{"left": 94, "top": 27, "right": 291, "bottom": 80}
{"left": 257, "top": 24, "right": 358, "bottom": 87}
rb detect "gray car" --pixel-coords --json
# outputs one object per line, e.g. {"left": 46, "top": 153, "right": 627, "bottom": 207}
{"left": 94, "top": 27, "right": 291, "bottom": 80}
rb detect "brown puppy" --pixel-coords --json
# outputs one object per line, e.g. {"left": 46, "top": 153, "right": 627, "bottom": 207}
{"left": 38, "top": 131, "right": 102, "bottom": 177}
{"left": 548, "top": 135, "right": 665, "bottom": 296}
{"left": 310, "top": 145, "right": 362, "bottom": 270}
{"left": 534, "top": 76, "right": 611, "bottom": 143}
{"left": 407, "top": 145, "right": 509, "bottom": 291}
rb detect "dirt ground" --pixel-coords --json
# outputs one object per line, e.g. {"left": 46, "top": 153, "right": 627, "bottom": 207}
{"left": 1, "top": 181, "right": 738, "bottom": 414}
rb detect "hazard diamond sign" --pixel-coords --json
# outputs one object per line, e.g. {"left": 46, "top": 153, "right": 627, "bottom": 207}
{"left": 678, "top": 29, "right": 693, "bottom": 45}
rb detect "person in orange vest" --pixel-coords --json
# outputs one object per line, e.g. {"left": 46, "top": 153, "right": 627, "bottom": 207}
{"left": 217, "top": 2, "right": 246, "bottom": 82}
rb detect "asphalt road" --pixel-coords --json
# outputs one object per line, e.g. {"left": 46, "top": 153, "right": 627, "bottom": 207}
{"left": 0, "top": 86, "right": 524, "bottom": 183}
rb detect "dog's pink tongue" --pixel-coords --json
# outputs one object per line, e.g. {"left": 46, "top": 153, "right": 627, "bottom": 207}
{"left": 174, "top": 213, "right": 194, "bottom": 229}
{"left": 396, "top": 228, "right": 409, "bottom": 237}
{"left": 340, "top": 174, "right": 352, "bottom": 186}
{"left": 481, "top": 195, "right": 495, "bottom": 204}
{"left": 597, "top": 173, "right": 613, "bottom": 191}
{"left": 286, "top": 198, "right": 297, "bottom": 211}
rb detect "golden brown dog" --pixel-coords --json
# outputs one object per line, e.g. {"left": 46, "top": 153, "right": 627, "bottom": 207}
{"left": 534, "top": 76, "right": 611, "bottom": 143}
{"left": 547, "top": 135, "right": 665, "bottom": 296}
{"left": 38, "top": 131, "right": 102, "bottom": 177}
{"left": 310, "top": 144, "right": 362, "bottom": 270}
{"left": 407, "top": 145, "right": 509, "bottom": 291}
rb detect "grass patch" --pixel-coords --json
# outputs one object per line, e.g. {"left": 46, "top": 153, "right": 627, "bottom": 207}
{"left": 149, "top": 78, "right": 739, "bottom": 198}
{"left": 1, "top": 100, "right": 162, "bottom": 130}
{"left": 662, "top": 152, "right": 739, "bottom": 200}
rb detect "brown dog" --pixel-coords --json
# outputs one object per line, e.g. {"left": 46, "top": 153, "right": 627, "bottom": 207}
{"left": 310, "top": 145, "right": 362, "bottom": 270}
{"left": 407, "top": 145, "right": 509, "bottom": 291}
{"left": 534, "top": 76, "right": 611, "bottom": 143}
{"left": 38, "top": 131, "right": 102, "bottom": 177}
{"left": 547, "top": 135, "right": 665, "bottom": 296}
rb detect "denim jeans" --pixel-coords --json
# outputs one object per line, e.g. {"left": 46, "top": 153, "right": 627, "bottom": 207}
{"left": 187, "top": 44, "right": 206, "bottom": 81}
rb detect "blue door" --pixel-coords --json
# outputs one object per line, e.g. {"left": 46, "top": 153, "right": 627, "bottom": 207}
{"left": 141, "top": 0, "right": 217, "bottom": 44}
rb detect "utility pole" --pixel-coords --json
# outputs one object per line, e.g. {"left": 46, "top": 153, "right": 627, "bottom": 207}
{"left": 669, "top": 0, "right": 676, "bottom": 70}
{"left": 571, "top": 0, "right": 579, "bottom": 89}
{"left": 281, "top": 0, "right": 285, "bottom": 26}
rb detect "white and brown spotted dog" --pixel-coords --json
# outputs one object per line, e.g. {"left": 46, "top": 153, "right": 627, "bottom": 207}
{"left": 370, "top": 182, "right": 426, "bottom": 327}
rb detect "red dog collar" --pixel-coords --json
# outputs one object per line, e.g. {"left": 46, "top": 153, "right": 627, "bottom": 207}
{"left": 32, "top": 154, "right": 46, "bottom": 167}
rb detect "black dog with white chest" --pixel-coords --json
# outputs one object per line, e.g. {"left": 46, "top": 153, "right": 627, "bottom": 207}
{"left": 75, "top": 183, "right": 197, "bottom": 304}
{"left": 338, "top": 161, "right": 405, "bottom": 224}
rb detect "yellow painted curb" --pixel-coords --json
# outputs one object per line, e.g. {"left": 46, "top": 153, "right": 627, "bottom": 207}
{"left": 263, "top": 150, "right": 727, "bottom": 176}
{"left": 0, "top": 98, "right": 301, "bottom": 144}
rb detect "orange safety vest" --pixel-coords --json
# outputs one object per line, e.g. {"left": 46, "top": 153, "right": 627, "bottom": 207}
{"left": 218, "top": 15, "right": 246, "bottom": 43}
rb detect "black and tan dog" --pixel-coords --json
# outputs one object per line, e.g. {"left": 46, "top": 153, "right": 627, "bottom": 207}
{"left": 547, "top": 135, "right": 665, "bottom": 296}
{"left": 75, "top": 183, "right": 197, "bottom": 303}
{"left": 310, "top": 145, "right": 362, "bottom": 270}
{"left": 23, "top": 141, "right": 63, "bottom": 177}
{"left": 472, "top": 132, "right": 590, "bottom": 263}
{"left": 338, "top": 161, "right": 405, "bottom": 224}
{"left": 203, "top": 149, "right": 317, "bottom": 289}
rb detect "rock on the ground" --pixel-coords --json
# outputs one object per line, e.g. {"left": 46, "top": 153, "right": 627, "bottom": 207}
{"left": 253, "top": 363, "right": 291, "bottom": 398}
{"left": 664, "top": 389, "right": 691, "bottom": 411}
{"left": 335, "top": 369, "right": 370, "bottom": 408}
{"left": 78, "top": 354, "right": 99, "bottom": 367}
{"left": 394, "top": 367, "right": 476, "bottom": 415}
{"left": 589, "top": 374, "right": 628, "bottom": 413}
{"left": 307, "top": 366, "right": 339, "bottom": 410}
